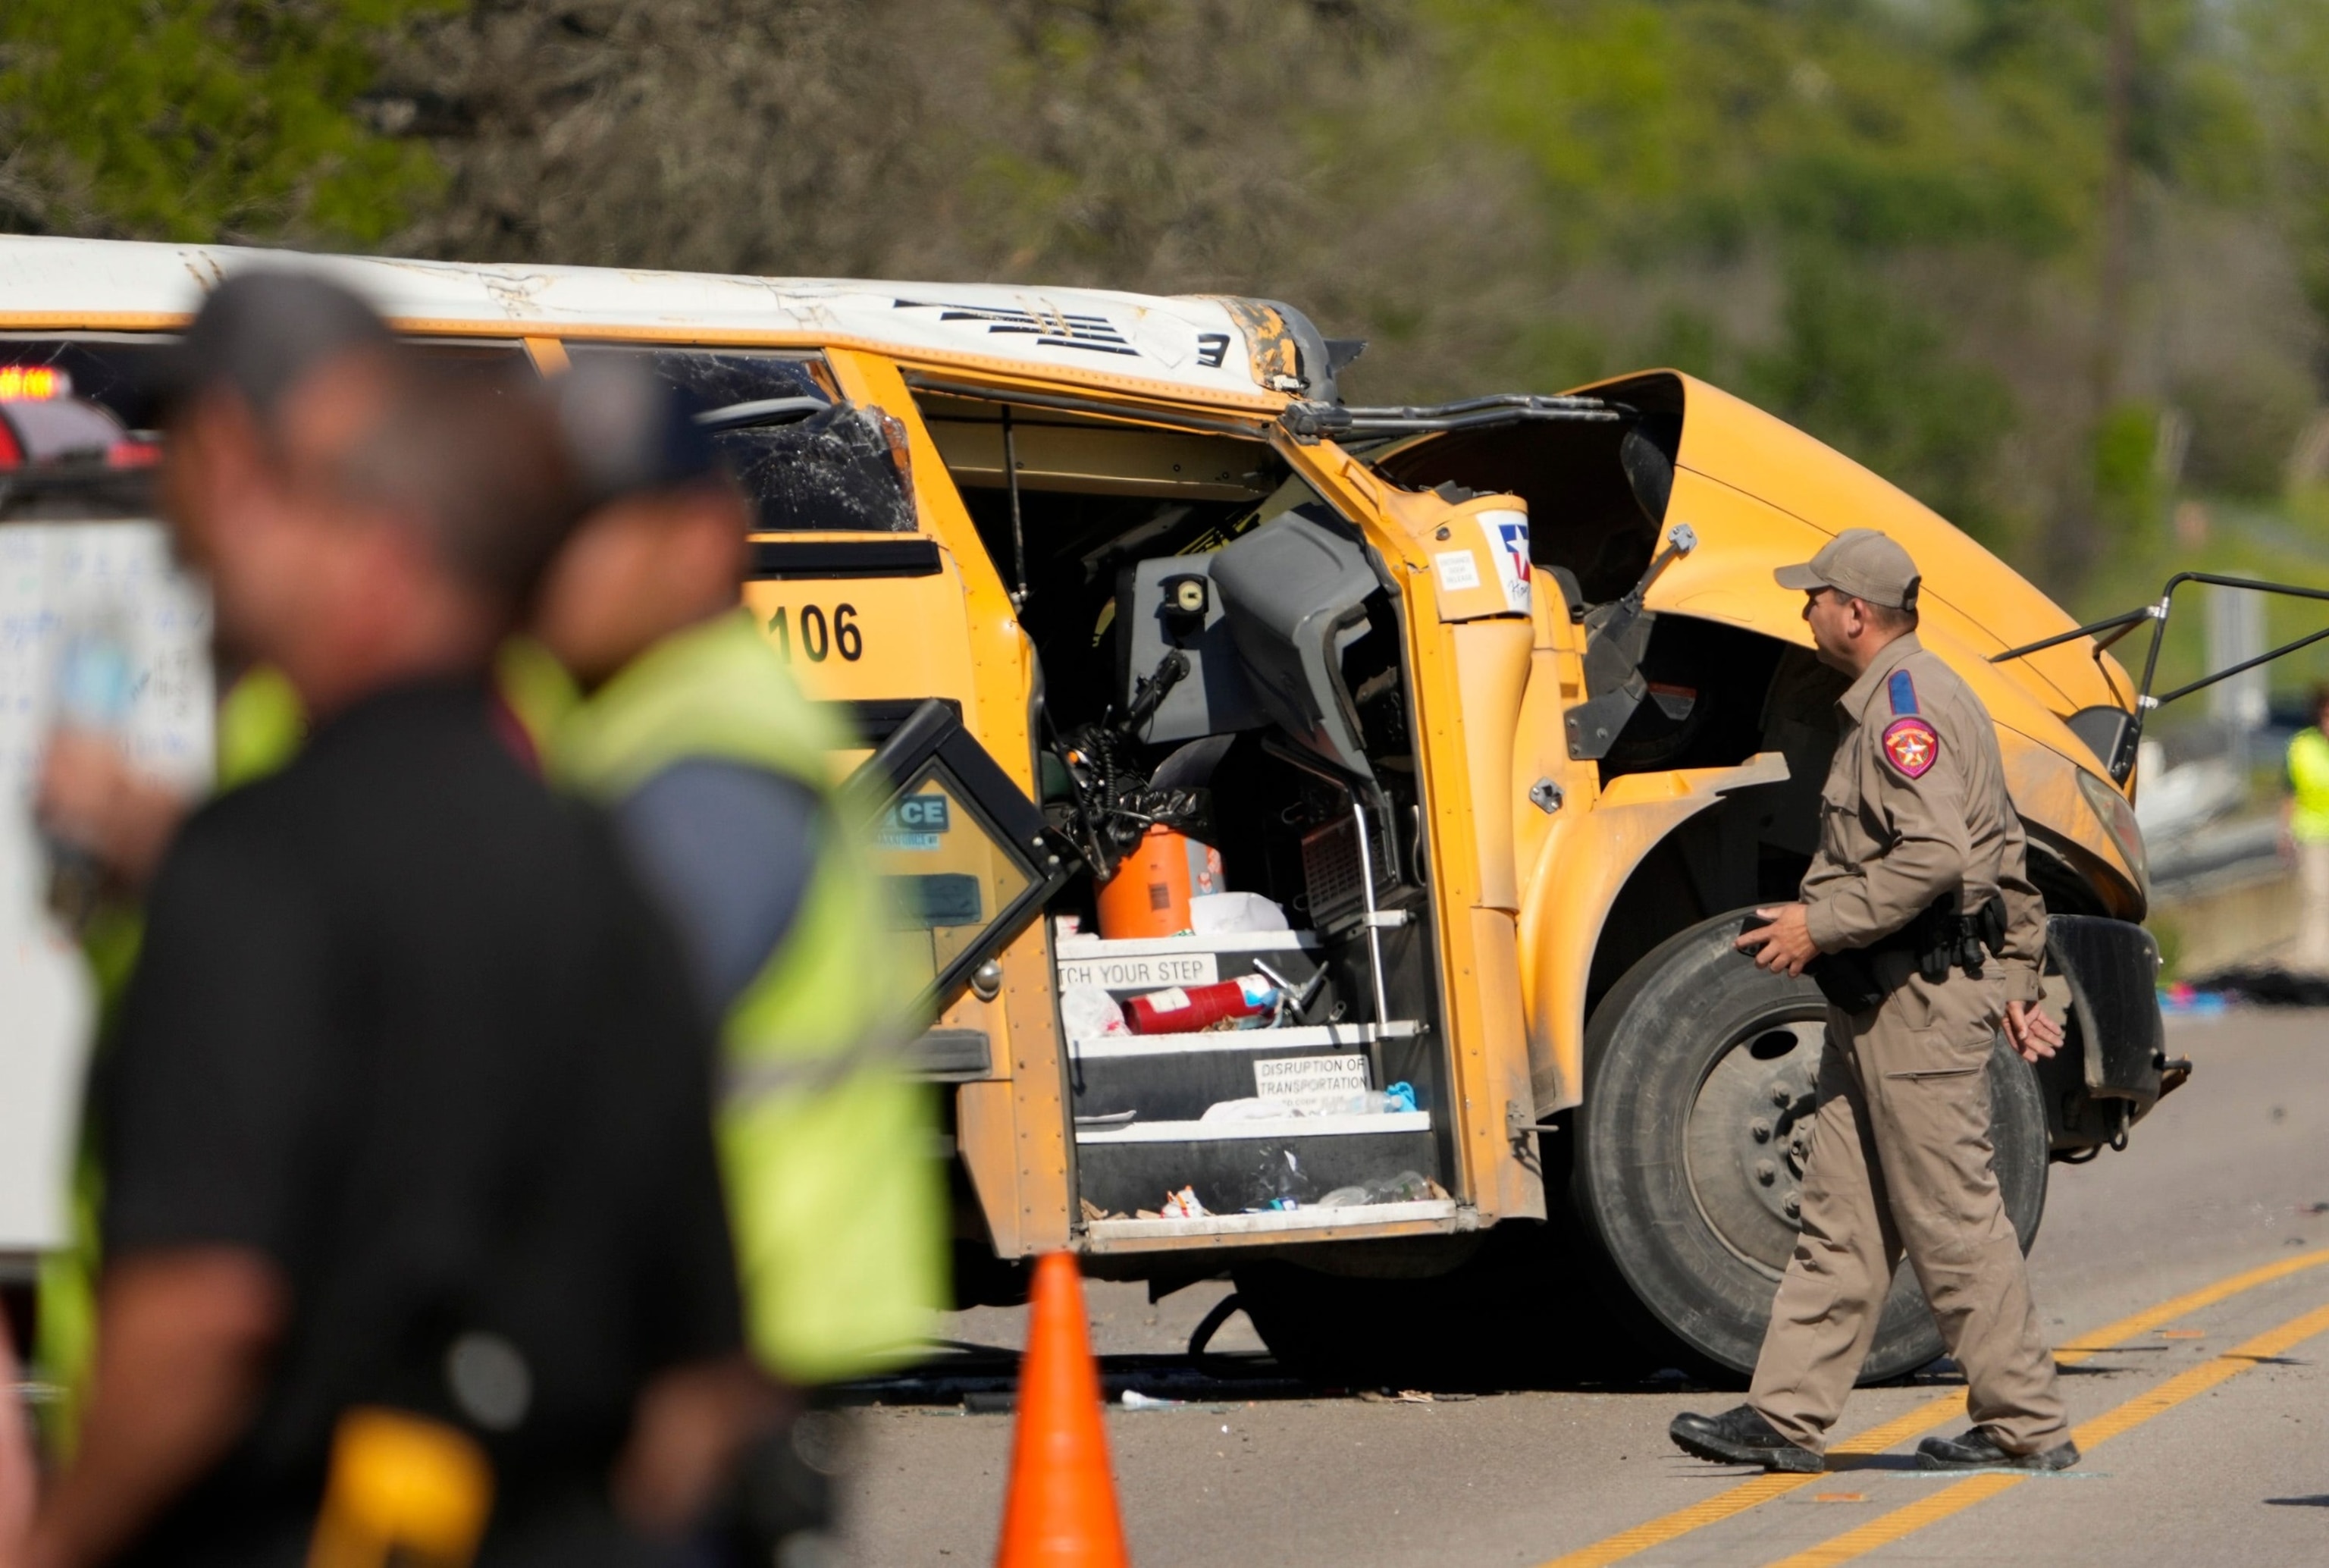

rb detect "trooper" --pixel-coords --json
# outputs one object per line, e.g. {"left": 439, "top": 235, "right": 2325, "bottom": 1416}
{"left": 1669, "top": 527, "right": 2077, "bottom": 1475}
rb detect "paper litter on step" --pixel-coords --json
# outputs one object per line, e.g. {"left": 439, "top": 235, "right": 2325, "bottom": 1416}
{"left": 1060, "top": 983, "right": 1129, "bottom": 1041}
{"left": 1158, "top": 1185, "right": 1208, "bottom": 1219}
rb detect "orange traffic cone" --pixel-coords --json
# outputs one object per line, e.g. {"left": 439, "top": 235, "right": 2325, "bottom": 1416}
{"left": 994, "top": 1252, "right": 1131, "bottom": 1567}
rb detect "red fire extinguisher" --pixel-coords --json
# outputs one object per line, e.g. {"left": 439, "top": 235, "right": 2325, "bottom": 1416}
{"left": 1125, "top": 974, "right": 1280, "bottom": 1034}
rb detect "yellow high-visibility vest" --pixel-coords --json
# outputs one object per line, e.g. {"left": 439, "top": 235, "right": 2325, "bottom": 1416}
{"left": 553, "top": 610, "right": 945, "bottom": 1385}
{"left": 2292, "top": 728, "right": 2329, "bottom": 844}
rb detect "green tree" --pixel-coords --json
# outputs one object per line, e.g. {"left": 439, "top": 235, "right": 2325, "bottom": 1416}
{"left": 0, "top": 0, "right": 447, "bottom": 243}
{"left": 14, "top": 0, "right": 2318, "bottom": 611}
{"left": 2244, "top": 0, "right": 2329, "bottom": 350}
{"left": 1745, "top": 253, "right": 2020, "bottom": 546}
{"left": 1422, "top": 0, "right": 2288, "bottom": 595}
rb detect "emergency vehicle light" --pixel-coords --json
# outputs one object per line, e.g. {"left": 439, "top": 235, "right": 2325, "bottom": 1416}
{"left": 0, "top": 365, "right": 70, "bottom": 401}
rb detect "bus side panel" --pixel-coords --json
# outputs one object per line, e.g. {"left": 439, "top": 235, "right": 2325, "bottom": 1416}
{"left": 1516, "top": 757, "right": 1788, "bottom": 1112}
{"left": 835, "top": 349, "right": 1070, "bottom": 1257}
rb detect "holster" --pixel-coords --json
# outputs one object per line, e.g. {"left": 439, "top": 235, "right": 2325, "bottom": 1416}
{"left": 1741, "top": 911, "right": 1888, "bottom": 1012}
{"left": 1807, "top": 949, "right": 1886, "bottom": 1013}
{"left": 1768, "top": 893, "right": 2009, "bottom": 1014}
{"left": 1905, "top": 893, "right": 2010, "bottom": 983}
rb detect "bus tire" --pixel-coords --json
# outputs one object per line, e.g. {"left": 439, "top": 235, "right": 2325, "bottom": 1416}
{"left": 1572, "top": 909, "right": 2048, "bottom": 1385}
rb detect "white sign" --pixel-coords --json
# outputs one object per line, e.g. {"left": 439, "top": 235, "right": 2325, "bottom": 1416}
{"left": 1253, "top": 1052, "right": 1371, "bottom": 1115}
{"left": 0, "top": 523, "right": 215, "bottom": 801}
{"left": 1476, "top": 507, "right": 1532, "bottom": 614}
{"left": 1056, "top": 950, "right": 1218, "bottom": 992}
{"left": 0, "top": 519, "right": 213, "bottom": 1249}
{"left": 1432, "top": 550, "right": 1481, "bottom": 591}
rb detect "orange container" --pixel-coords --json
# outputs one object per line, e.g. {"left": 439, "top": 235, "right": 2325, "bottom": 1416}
{"left": 1096, "top": 826, "right": 1223, "bottom": 939}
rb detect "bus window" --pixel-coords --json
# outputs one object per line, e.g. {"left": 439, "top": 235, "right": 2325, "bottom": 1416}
{"left": 0, "top": 335, "right": 180, "bottom": 428}
{"left": 565, "top": 344, "right": 914, "bottom": 535}
{"left": 0, "top": 334, "right": 534, "bottom": 428}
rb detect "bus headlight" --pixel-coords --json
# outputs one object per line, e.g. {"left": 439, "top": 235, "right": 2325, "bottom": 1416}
{"left": 2077, "top": 767, "right": 2149, "bottom": 902}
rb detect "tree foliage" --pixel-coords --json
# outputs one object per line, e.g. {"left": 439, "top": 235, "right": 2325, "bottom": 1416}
{"left": 6, "top": 0, "right": 2324, "bottom": 603}
{"left": 2245, "top": 0, "right": 2329, "bottom": 339}
{"left": 0, "top": 0, "right": 449, "bottom": 243}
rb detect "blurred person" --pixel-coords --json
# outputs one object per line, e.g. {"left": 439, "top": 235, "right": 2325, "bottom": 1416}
{"left": 39, "top": 270, "right": 400, "bottom": 886}
{"left": 2287, "top": 684, "right": 2329, "bottom": 972}
{"left": 0, "top": 1333, "right": 29, "bottom": 1563}
{"left": 36, "top": 669, "right": 306, "bottom": 900}
{"left": 533, "top": 365, "right": 944, "bottom": 1500}
{"left": 25, "top": 287, "right": 380, "bottom": 1464}
{"left": 33, "top": 737, "right": 187, "bottom": 903}
{"left": 16, "top": 275, "right": 751, "bottom": 1568}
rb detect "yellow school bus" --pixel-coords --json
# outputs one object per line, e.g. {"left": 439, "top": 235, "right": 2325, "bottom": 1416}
{"left": 0, "top": 237, "right": 2168, "bottom": 1383}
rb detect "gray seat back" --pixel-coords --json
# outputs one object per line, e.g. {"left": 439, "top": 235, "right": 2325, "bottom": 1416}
{"left": 1208, "top": 513, "right": 1378, "bottom": 779}
{"left": 1117, "top": 554, "right": 1269, "bottom": 745}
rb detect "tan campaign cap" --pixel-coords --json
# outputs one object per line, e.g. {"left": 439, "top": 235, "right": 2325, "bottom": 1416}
{"left": 1773, "top": 528, "right": 1921, "bottom": 610}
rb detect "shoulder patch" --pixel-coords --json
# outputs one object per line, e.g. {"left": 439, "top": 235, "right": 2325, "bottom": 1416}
{"left": 1886, "top": 669, "right": 1919, "bottom": 715}
{"left": 1881, "top": 715, "right": 1940, "bottom": 779}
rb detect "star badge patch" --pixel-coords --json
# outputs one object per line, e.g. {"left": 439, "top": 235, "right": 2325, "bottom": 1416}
{"left": 1882, "top": 717, "right": 1939, "bottom": 779}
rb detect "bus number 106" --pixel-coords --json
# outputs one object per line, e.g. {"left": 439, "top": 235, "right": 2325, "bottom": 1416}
{"left": 765, "top": 603, "right": 864, "bottom": 663}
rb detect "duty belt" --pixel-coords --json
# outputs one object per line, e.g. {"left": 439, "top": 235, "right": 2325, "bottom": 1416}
{"left": 1796, "top": 893, "right": 2008, "bottom": 1014}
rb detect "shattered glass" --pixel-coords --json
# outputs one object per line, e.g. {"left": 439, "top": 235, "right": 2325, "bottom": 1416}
{"left": 569, "top": 345, "right": 914, "bottom": 532}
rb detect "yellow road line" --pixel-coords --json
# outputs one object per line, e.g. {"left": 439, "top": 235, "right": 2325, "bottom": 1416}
{"left": 1761, "top": 1297, "right": 2329, "bottom": 1568}
{"left": 2051, "top": 1245, "right": 2329, "bottom": 1356}
{"left": 1534, "top": 1246, "right": 2329, "bottom": 1568}
{"left": 1534, "top": 1401, "right": 1963, "bottom": 1568}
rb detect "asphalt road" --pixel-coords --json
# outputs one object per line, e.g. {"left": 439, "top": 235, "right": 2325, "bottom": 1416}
{"left": 840, "top": 1008, "right": 2329, "bottom": 1566}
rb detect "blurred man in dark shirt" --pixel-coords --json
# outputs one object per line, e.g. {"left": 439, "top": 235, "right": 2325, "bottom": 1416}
{"left": 18, "top": 275, "right": 747, "bottom": 1568}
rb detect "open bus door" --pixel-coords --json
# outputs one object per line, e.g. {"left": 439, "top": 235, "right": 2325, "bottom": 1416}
{"left": 848, "top": 698, "right": 1073, "bottom": 1021}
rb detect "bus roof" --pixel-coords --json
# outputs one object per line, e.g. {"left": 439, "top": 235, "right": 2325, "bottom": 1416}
{"left": 0, "top": 236, "right": 1290, "bottom": 406}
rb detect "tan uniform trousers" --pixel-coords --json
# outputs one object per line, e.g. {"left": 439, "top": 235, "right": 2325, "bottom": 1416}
{"left": 2293, "top": 837, "right": 2329, "bottom": 974}
{"left": 1748, "top": 973, "right": 2067, "bottom": 1455}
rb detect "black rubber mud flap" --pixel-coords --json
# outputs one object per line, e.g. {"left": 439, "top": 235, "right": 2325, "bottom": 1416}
{"left": 1569, "top": 910, "right": 2048, "bottom": 1385}
{"left": 2036, "top": 914, "right": 2168, "bottom": 1155}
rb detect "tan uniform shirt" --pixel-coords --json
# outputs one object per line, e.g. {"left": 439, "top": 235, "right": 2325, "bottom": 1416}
{"left": 1799, "top": 633, "right": 2047, "bottom": 1005}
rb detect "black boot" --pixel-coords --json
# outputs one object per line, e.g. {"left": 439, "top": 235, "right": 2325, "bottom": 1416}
{"left": 1669, "top": 1405, "right": 1823, "bottom": 1472}
{"left": 1915, "top": 1427, "right": 2080, "bottom": 1472}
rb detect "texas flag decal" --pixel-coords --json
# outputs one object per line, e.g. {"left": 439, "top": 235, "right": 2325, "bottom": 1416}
{"left": 1882, "top": 716, "right": 1939, "bottom": 779}
{"left": 1477, "top": 508, "right": 1531, "bottom": 615}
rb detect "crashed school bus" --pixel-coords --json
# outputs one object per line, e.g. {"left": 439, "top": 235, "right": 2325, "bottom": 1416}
{"left": 1, "top": 236, "right": 2171, "bottom": 1382}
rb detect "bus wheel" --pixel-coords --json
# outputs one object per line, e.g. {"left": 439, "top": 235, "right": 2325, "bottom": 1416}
{"left": 1572, "top": 909, "right": 2049, "bottom": 1384}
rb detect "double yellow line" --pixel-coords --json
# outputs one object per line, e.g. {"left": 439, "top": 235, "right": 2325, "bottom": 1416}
{"left": 1539, "top": 1247, "right": 2329, "bottom": 1568}
{"left": 1768, "top": 1296, "right": 2329, "bottom": 1566}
